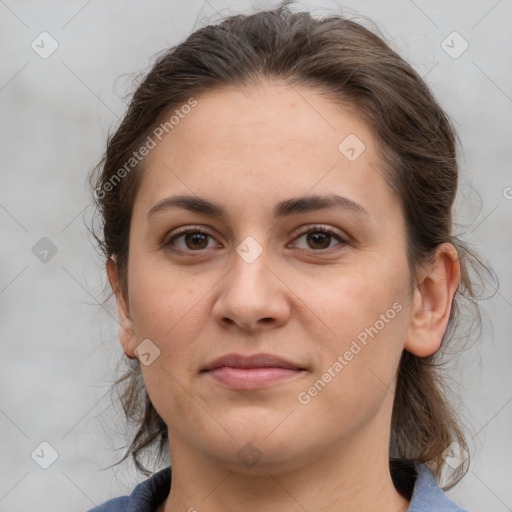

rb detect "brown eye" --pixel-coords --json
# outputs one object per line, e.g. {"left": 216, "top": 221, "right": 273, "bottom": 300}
{"left": 182, "top": 232, "right": 209, "bottom": 250}
{"left": 291, "top": 225, "right": 347, "bottom": 252}
{"left": 306, "top": 231, "right": 332, "bottom": 250}
{"left": 165, "top": 228, "right": 220, "bottom": 252}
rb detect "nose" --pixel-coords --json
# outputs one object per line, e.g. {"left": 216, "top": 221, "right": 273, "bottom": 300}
{"left": 212, "top": 246, "right": 291, "bottom": 332}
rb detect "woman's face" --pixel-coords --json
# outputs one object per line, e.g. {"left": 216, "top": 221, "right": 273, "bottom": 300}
{"left": 116, "top": 82, "right": 420, "bottom": 472}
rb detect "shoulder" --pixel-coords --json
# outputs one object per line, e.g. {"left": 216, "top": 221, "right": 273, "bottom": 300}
{"left": 408, "top": 461, "right": 471, "bottom": 512}
{"left": 87, "top": 496, "right": 128, "bottom": 511}
{"left": 86, "top": 467, "right": 171, "bottom": 512}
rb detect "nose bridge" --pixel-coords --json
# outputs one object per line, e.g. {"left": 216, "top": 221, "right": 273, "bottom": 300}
{"left": 212, "top": 234, "right": 289, "bottom": 330}
{"left": 227, "top": 236, "right": 272, "bottom": 301}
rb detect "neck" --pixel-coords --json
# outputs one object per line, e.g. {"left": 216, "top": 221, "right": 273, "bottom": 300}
{"left": 161, "top": 419, "right": 410, "bottom": 512}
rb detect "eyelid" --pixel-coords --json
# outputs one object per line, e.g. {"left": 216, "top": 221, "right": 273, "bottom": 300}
{"left": 164, "top": 225, "right": 211, "bottom": 241}
{"left": 292, "top": 223, "right": 348, "bottom": 241}
{"left": 288, "top": 224, "right": 349, "bottom": 250}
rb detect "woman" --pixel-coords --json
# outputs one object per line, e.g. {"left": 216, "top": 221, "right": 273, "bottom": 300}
{"left": 89, "top": 3, "right": 484, "bottom": 510}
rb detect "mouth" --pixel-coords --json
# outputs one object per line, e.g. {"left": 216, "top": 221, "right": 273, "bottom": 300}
{"left": 201, "top": 353, "right": 308, "bottom": 390}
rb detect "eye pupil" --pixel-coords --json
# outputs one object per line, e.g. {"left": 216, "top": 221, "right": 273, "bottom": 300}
{"left": 186, "top": 232, "right": 208, "bottom": 249}
{"left": 307, "top": 232, "right": 331, "bottom": 249}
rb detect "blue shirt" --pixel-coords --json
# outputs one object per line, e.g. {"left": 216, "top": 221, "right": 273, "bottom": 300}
{"left": 88, "top": 461, "right": 469, "bottom": 511}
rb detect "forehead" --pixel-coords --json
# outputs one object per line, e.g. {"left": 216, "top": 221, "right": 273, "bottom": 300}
{"left": 134, "top": 82, "right": 398, "bottom": 223}
{"left": 150, "top": 82, "right": 371, "bottom": 163}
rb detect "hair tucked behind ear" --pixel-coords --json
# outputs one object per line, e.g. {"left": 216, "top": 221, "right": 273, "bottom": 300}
{"left": 90, "top": 1, "right": 495, "bottom": 486}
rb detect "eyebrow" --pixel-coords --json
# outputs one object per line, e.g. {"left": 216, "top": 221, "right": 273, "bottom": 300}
{"left": 147, "top": 193, "right": 370, "bottom": 219}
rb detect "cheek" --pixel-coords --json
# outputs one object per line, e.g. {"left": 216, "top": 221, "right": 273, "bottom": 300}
{"left": 296, "top": 293, "right": 409, "bottom": 444}
{"left": 300, "top": 256, "right": 411, "bottom": 406}
{"left": 127, "top": 250, "right": 205, "bottom": 338}
{"left": 307, "top": 258, "right": 410, "bottom": 349}
{"left": 128, "top": 266, "right": 215, "bottom": 431}
{"left": 311, "top": 287, "right": 408, "bottom": 398}
{"left": 125, "top": 261, "right": 214, "bottom": 421}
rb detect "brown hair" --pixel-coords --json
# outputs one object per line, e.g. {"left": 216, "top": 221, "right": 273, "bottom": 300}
{"left": 90, "top": 1, "right": 493, "bottom": 489}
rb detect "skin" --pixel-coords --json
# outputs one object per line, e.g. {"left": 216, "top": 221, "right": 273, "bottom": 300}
{"left": 108, "top": 81, "right": 460, "bottom": 512}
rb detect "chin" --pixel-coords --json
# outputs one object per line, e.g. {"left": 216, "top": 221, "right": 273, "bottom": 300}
{"left": 198, "top": 421, "right": 309, "bottom": 475}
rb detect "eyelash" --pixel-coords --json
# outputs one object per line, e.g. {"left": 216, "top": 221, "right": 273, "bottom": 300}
{"left": 164, "top": 224, "right": 348, "bottom": 254}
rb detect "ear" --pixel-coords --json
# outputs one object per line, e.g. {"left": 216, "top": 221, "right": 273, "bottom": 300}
{"left": 404, "top": 243, "right": 461, "bottom": 357}
{"left": 107, "top": 257, "right": 137, "bottom": 358}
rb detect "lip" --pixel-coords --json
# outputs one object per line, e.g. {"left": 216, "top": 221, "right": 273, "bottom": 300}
{"left": 201, "top": 353, "right": 307, "bottom": 390}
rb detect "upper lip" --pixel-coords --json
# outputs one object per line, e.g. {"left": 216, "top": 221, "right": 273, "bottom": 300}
{"left": 202, "top": 353, "right": 306, "bottom": 371}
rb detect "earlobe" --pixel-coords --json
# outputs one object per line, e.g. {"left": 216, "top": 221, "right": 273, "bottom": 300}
{"left": 404, "top": 243, "right": 461, "bottom": 358}
{"left": 106, "top": 257, "right": 137, "bottom": 359}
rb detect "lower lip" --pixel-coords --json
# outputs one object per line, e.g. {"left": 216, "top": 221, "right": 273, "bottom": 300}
{"left": 206, "top": 367, "right": 303, "bottom": 389}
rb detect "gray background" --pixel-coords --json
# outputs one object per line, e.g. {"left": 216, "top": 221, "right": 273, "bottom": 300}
{"left": 1, "top": 1, "right": 511, "bottom": 511}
